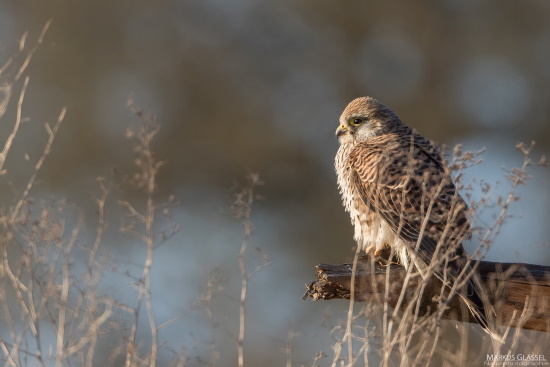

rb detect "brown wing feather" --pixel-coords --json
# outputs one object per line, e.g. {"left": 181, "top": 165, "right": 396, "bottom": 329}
{"left": 348, "top": 133, "right": 471, "bottom": 264}
{"left": 350, "top": 137, "right": 499, "bottom": 338}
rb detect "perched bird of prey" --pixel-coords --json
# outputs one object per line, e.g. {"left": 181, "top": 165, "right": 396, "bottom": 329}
{"left": 334, "top": 96, "right": 499, "bottom": 340}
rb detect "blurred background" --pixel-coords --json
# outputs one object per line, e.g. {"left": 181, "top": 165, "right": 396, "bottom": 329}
{"left": 0, "top": 0, "right": 549, "bottom": 365}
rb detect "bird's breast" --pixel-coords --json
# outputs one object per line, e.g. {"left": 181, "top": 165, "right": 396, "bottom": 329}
{"left": 335, "top": 143, "right": 362, "bottom": 215}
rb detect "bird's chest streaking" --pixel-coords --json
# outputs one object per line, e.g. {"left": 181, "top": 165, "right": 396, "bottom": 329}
{"left": 335, "top": 142, "right": 410, "bottom": 266}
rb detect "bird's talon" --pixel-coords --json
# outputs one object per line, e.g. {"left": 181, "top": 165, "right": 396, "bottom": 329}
{"left": 364, "top": 245, "right": 380, "bottom": 257}
{"left": 365, "top": 246, "right": 382, "bottom": 257}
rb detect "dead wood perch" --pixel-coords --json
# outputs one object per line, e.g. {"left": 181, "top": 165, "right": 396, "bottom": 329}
{"left": 304, "top": 256, "right": 550, "bottom": 333}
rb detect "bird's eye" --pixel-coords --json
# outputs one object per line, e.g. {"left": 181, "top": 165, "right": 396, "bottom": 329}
{"left": 349, "top": 118, "right": 364, "bottom": 126}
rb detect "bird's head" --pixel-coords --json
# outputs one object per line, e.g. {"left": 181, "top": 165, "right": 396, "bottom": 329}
{"left": 336, "top": 96, "right": 404, "bottom": 144}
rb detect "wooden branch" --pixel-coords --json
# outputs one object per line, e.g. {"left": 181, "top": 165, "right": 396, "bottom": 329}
{"left": 304, "top": 255, "right": 550, "bottom": 333}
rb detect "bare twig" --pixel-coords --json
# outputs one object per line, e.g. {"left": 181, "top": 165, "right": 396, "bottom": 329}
{"left": 122, "top": 100, "right": 163, "bottom": 367}
{"left": 11, "top": 107, "right": 66, "bottom": 223}
{"left": 230, "top": 173, "right": 263, "bottom": 367}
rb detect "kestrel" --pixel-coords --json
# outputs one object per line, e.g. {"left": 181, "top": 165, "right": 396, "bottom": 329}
{"left": 334, "top": 96, "right": 498, "bottom": 339}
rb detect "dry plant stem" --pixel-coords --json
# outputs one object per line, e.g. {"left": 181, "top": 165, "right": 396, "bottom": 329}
{"left": 26, "top": 262, "right": 47, "bottom": 367}
{"left": 144, "top": 127, "right": 160, "bottom": 363}
{"left": 64, "top": 214, "right": 113, "bottom": 366}
{"left": 362, "top": 311, "right": 370, "bottom": 367}
{"left": 390, "top": 147, "right": 512, "bottom": 349}
{"left": 11, "top": 107, "right": 66, "bottom": 223}
{"left": 0, "top": 76, "right": 28, "bottom": 173}
{"left": 427, "top": 145, "right": 536, "bottom": 342}
{"left": 346, "top": 244, "right": 361, "bottom": 367}
{"left": 229, "top": 174, "right": 269, "bottom": 367}
{"left": 0, "top": 20, "right": 52, "bottom": 170}
{"left": 89, "top": 179, "right": 110, "bottom": 268}
{"left": 238, "top": 232, "right": 248, "bottom": 367}
{"left": 15, "top": 20, "right": 52, "bottom": 81}
{"left": 144, "top": 153, "right": 158, "bottom": 367}
{"left": 122, "top": 107, "right": 162, "bottom": 367}
{"left": 380, "top": 180, "right": 445, "bottom": 363}
{"left": 0, "top": 296, "right": 19, "bottom": 366}
{"left": 382, "top": 253, "right": 391, "bottom": 362}
{"left": 311, "top": 350, "right": 326, "bottom": 367}
{"left": 285, "top": 328, "right": 293, "bottom": 367}
{"left": 403, "top": 279, "right": 429, "bottom": 361}
{"left": 0, "top": 20, "right": 51, "bottom": 121}
{"left": 204, "top": 270, "right": 220, "bottom": 367}
{"left": 236, "top": 177, "right": 258, "bottom": 367}
{"left": 56, "top": 221, "right": 82, "bottom": 367}
{"left": 1, "top": 241, "right": 34, "bottom": 367}
{"left": 328, "top": 240, "right": 367, "bottom": 367}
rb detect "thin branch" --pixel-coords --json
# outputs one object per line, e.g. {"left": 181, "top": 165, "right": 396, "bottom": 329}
{"left": 11, "top": 107, "right": 66, "bottom": 223}
{"left": 0, "top": 75, "right": 29, "bottom": 173}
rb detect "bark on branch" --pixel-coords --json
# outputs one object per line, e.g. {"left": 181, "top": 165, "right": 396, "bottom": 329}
{"left": 304, "top": 255, "right": 550, "bottom": 333}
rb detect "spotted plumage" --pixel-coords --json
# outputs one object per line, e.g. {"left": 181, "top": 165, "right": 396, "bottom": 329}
{"left": 335, "top": 96, "right": 500, "bottom": 340}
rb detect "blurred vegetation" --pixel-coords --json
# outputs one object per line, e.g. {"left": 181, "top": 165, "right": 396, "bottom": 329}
{"left": 0, "top": 1, "right": 548, "bottom": 365}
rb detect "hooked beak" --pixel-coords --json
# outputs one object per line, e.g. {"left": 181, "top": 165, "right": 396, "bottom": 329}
{"left": 335, "top": 124, "right": 347, "bottom": 138}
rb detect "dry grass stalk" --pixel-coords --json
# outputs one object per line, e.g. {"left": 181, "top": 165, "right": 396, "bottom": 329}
{"left": 229, "top": 173, "right": 272, "bottom": 367}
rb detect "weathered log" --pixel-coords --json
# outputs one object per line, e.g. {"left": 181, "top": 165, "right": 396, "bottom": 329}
{"left": 304, "top": 256, "right": 550, "bottom": 333}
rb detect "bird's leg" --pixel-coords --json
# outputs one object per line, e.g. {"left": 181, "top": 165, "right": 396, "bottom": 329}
{"left": 364, "top": 245, "right": 398, "bottom": 267}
